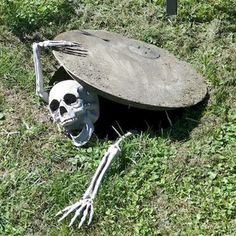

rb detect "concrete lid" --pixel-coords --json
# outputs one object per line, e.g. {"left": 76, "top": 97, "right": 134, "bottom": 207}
{"left": 53, "top": 30, "right": 207, "bottom": 110}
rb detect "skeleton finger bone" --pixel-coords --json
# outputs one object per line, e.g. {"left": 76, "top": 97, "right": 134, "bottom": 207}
{"left": 56, "top": 203, "right": 76, "bottom": 216}
{"left": 57, "top": 201, "right": 82, "bottom": 222}
{"left": 78, "top": 204, "right": 90, "bottom": 228}
{"left": 88, "top": 204, "right": 94, "bottom": 225}
{"left": 69, "top": 202, "right": 87, "bottom": 227}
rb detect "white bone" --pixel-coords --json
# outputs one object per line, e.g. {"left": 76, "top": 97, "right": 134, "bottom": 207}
{"left": 78, "top": 204, "right": 90, "bottom": 228}
{"left": 88, "top": 204, "right": 94, "bottom": 225}
{"left": 32, "top": 43, "right": 48, "bottom": 102}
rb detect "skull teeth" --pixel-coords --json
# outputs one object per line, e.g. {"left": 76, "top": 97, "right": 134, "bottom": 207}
{"left": 62, "top": 117, "right": 76, "bottom": 125}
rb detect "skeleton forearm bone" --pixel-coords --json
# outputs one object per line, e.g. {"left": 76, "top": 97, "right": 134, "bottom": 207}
{"left": 56, "top": 132, "right": 132, "bottom": 228}
{"left": 32, "top": 40, "right": 79, "bottom": 103}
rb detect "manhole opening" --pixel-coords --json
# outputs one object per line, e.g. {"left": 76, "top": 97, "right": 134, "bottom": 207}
{"left": 95, "top": 96, "right": 183, "bottom": 140}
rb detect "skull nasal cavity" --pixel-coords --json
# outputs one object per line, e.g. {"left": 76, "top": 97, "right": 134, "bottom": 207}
{"left": 60, "top": 106, "right": 68, "bottom": 116}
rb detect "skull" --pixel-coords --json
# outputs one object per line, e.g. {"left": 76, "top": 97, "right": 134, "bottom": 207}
{"left": 48, "top": 80, "right": 99, "bottom": 147}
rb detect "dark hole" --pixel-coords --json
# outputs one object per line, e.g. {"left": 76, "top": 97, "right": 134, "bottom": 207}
{"left": 49, "top": 66, "right": 73, "bottom": 88}
{"left": 69, "top": 128, "right": 83, "bottom": 136}
{"left": 60, "top": 106, "right": 68, "bottom": 116}
{"left": 49, "top": 99, "right": 59, "bottom": 112}
{"left": 64, "top": 93, "right": 77, "bottom": 105}
{"left": 94, "top": 96, "right": 183, "bottom": 140}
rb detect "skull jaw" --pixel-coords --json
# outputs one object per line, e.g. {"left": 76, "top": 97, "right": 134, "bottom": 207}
{"left": 51, "top": 106, "right": 97, "bottom": 147}
{"left": 65, "top": 118, "right": 94, "bottom": 147}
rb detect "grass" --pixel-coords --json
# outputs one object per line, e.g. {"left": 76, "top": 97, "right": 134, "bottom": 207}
{"left": 0, "top": 0, "right": 236, "bottom": 235}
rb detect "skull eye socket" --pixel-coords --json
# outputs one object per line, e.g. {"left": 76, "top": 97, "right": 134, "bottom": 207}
{"left": 50, "top": 99, "right": 60, "bottom": 112}
{"left": 64, "top": 93, "right": 77, "bottom": 105}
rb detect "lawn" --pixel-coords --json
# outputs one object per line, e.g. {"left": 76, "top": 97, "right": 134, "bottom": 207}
{"left": 0, "top": 0, "right": 236, "bottom": 235}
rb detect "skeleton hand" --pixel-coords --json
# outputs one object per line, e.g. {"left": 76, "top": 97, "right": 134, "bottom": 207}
{"left": 56, "top": 194, "right": 94, "bottom": 228}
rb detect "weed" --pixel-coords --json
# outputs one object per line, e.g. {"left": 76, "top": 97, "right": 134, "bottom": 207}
{"left": 0, "top": 0, "right": 75, "bottom": 37}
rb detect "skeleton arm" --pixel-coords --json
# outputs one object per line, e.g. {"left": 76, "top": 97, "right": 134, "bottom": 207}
{"left": 32, "top": 41, "right": 80, "bottom": 103}
{"left": 56, "top": 132, "right": 132, "bottom": 228}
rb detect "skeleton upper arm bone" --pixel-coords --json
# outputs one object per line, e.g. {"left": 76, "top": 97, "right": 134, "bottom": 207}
{"left": 32, "top": 42, "right": 49, "bottom": 102}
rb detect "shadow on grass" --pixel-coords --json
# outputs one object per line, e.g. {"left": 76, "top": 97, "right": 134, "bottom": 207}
{"left": 165, "top": 94, "right": 209, "bottom": 141}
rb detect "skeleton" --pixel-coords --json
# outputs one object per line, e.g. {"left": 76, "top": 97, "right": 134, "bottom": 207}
{"left": 32, "top": 32, "right": 207, "bottom": 228}
{"left": 33, "top": 40, "right": 131, "bottom": 227}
